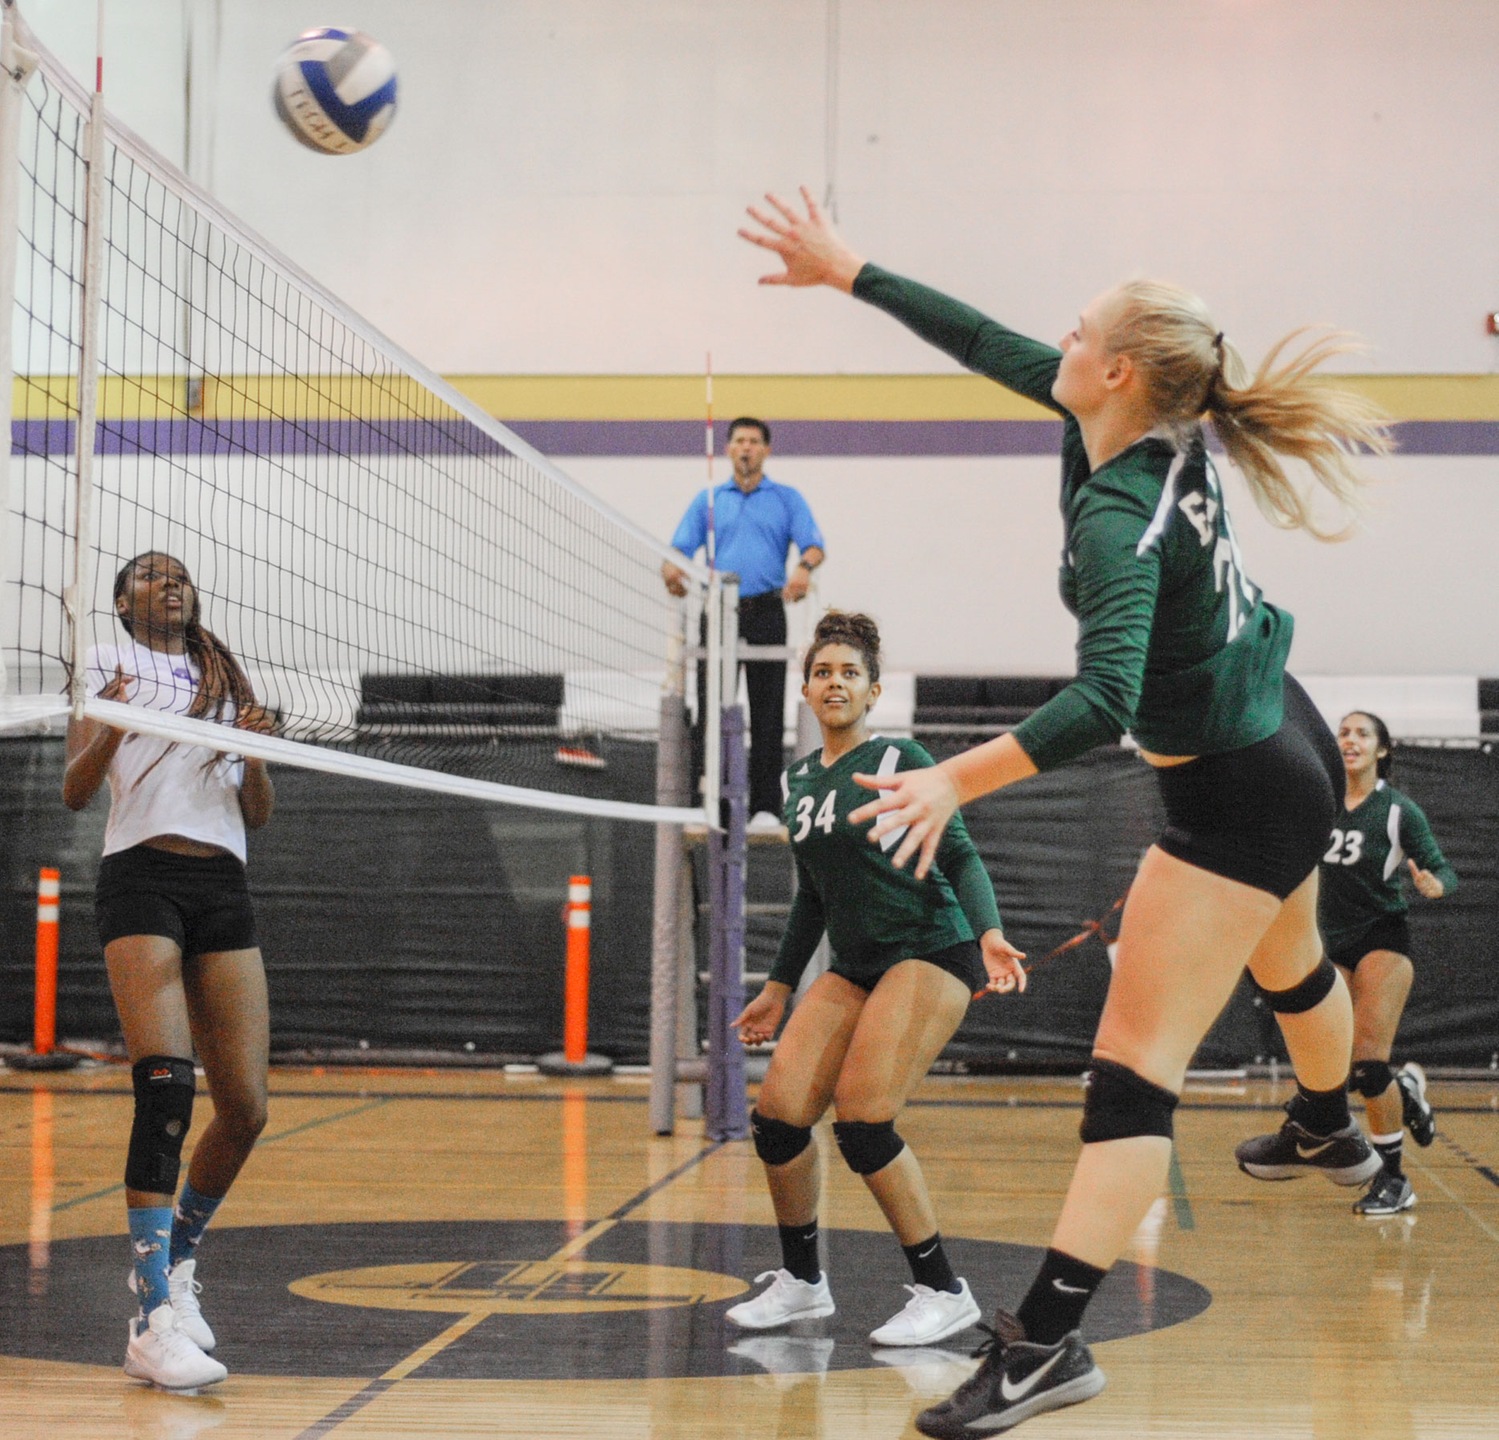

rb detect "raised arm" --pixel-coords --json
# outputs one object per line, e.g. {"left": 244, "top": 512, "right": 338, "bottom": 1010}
{"left": 234, "top": 703, "right": 278, "bottom": 830}
{"left": 62, "top": 664, "right": 131, "bottom": 811}
{"left": 739, "top": 187, "right": 1064, "bottom": 411}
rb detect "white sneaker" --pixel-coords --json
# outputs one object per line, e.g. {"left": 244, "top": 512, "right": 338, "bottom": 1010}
{"left": 124, "top": 1304, "right": 228, "bottom": 1390}
{"left": 747, "top": 811, "right": 787, "bottom": 837}
{"left": 868, "top": 1278, "right": 981, "bottom": 1346}
{"left": 129, "top": 1257, "right": 216, "bottom": 1352}
{"left": 725, "top": 1269, "right": 835, "bottom": 1329}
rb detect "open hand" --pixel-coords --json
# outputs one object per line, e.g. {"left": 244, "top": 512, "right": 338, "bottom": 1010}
{"left": 738, "top": 187, "right": 865, "bottom": 292}
{"left": 977, "top": 930, "right": 1028, "bottom": 998}
{"left": 848, "top": 763, "right": 960, "bottom": 879}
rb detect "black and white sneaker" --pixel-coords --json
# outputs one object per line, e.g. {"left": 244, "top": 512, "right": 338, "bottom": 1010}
{"left": 1396, "top": 1064, "right": 1436, "bottom": 1147}
{"left": 1235, "top": 1108, "right": 1383, "bottom": 1186}
{"left": 914, "top": 1312, "right": 1105, "bottom": 1437}
{"left": 1353, "top": 1170, "right": 1416, "bottom": 1217}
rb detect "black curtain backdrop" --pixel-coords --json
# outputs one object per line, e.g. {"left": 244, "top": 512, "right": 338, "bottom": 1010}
{"left": 3, "top": 735, "right": 1495, "bottom": 1067}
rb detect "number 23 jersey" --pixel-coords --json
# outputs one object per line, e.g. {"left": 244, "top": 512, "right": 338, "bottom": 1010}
{"left": 768, "top": 736, "right": 1003, "bottom": 989}
{"left": 1319, "top": 780, "right": 1457, "bottom": 952}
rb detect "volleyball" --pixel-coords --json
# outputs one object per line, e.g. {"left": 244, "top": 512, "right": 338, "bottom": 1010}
{"left": 272, "top": 28, "right": 397, "bottom": 155}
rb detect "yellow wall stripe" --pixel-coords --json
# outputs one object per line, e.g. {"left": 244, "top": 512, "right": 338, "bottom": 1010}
{"left": 13, "top": 373, "right": 1499, "bottom": 423}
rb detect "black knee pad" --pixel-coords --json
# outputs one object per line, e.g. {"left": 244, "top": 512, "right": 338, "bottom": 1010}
{"left": 831, "top": 1118, "right": 905, "bottom": 1175}
{"left": 1350, "top": 1059, "right": 1395, "bottom": 1099}
{"left": 750, "top": 1109, "right": 812, "bottom": 1168}
{"left": 1079, "top": 1059, "right": 1179, "bottom": 1144}
{"left": 126, "top": 1056, "right": 196, "bottom": 1193}
{"left": 1256, "top": 956, "right": 1338, "bottom": 1015}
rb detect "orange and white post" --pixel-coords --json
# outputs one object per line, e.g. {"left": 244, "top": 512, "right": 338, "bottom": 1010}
{"left": 538, "top": 875, "right": 613, "bottom": 1075}
{"left": 34, "top": 867, "right": 61, "bottom": 1056}
{"left": 562, "top": 876, "right": 592, "bottom": 1064}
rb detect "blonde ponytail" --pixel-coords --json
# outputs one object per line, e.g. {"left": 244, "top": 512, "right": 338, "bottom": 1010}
{"left": 1108, "top": 280, "right": 1393, "bottom": 541}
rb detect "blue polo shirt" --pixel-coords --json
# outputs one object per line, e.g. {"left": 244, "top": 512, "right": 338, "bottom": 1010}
{"left": 670, "top": 476, "right": 824, "bottom": 599}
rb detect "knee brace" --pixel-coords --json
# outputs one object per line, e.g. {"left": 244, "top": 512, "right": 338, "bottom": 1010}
{"left": 1079, "top": 1059, "right": 1179, "bottom": 1144}
{"left": 1350, "top": 1059, "right": 1395, "bottom": 1099}
{"left": 1255, "top": 956, "right": 1338, "bottom": 1015}
{"left": 126, "top": 1056, "right": 196, "bottom": 1193}
{"left": 832, "top": 1118, "right": 906, "bottom": 1175}
{"left": 750, "top": 1109, "right": 813, "bottom": 1168}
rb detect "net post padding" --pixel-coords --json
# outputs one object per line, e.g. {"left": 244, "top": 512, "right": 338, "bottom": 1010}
{"left": 649, "top": 599, "right": 690, "bottom": 1133}
{"left": 704, "top": 699, "right": 750, "bottom": 1141}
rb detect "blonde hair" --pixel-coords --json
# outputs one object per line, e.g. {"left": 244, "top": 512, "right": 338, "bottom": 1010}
{"left": 1106, "top": 279, "right": 1393, "bottom": 540}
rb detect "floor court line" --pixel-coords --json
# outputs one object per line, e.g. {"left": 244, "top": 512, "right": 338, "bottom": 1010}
{"left": 47, "top": 1097, "right": 392, "bottom": 1214}
{"left": 1405, "top": 1149, "right": 1499, "bottom": 1246}
{"left": 9, "top": 1079, "right": 1499, "bottom": 1117}
{"left": 294, "top": 1139, "right": 724, "bottom": 1436}
{"left": 1167, "top": 1150, "right": 1195, "bottom": 1231}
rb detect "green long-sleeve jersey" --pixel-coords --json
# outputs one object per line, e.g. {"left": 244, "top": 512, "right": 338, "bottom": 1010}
{"left": 769, "top": 735, "right": 1004, "bottom": 989}
{"left": 1320, "top": 781, "right": 1458, "bottom": 952}
{"left": 852, "top": 264, "right": 1295, "bottom": 769}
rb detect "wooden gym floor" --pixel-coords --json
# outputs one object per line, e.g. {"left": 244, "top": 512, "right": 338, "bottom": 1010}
{"left": 2, "top": 1065, "right": 1497, "bottom": 1439}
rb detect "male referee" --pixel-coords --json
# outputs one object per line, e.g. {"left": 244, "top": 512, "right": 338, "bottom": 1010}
{"left": 662, "top": 417, "right": 825, "bottom": 833}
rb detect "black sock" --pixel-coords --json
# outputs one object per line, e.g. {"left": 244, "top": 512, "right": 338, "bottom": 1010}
{"left": 1373, "top": 1132, "right": 1404, "bottom": 1179}
{"left": 1290, "top": 1080, "right": 1352, "bottom": 1136}
{"left": 1015, "top": 1248, "right": 1107, "bottom": 1347}
{"left": 778, "top": 1220, "right": 821, "bottom": 1283}
{"left": 902, "top": 1231, "right": 959, "bottom": 1294}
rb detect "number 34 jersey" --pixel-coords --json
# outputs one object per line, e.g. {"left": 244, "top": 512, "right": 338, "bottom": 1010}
{"left": 767, "top": 736, "right": 1003, "bottom": 990}
{"left": 1319, "top": 780, "right": 1457, "bottom": 952}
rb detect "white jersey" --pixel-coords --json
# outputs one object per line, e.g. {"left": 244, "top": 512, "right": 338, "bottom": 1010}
{"left": 85, "top": 640, "right": 248, "bottom": 862}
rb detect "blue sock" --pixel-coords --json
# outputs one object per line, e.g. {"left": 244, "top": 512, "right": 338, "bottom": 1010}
{"left": 170, "top": 1181, "right": 224, "bottom": 1267}
{"left": 129, "top": 1206, "right": 174, "bottom": 1315}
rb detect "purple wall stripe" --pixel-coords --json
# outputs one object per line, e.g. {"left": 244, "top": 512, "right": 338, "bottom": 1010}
{"left": 12, "top": 417, "right": 1499, "bottom": 460}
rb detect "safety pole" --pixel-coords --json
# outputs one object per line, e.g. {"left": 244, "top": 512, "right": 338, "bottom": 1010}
{"left": 33, "top": 867, "right": 58, "bottom": 1053}
{"left": 538, "top": 876, "right": 612, "bottom": 1076}
{"left": 6, "top": 869, "right": 80, "bottom": 1072}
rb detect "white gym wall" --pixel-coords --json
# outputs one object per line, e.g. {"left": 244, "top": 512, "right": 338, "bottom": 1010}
{"left": 18, "top": 0, "right": 1499, "bottom": 678}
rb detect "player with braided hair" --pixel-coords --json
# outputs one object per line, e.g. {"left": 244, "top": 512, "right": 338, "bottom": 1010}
{"left": 727, "top": 609, "right": 1027, "bottom": 1351}
{"left": 63, "top": 552, "right": 276, "bottom": 1390}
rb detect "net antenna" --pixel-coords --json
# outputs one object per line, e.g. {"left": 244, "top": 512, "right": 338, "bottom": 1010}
{"left": 0, "top": 4, "right": 712, "bottom": 825}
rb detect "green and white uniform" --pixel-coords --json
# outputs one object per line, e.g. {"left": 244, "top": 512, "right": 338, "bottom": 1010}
{"left": 769, "top": 736, "right": 1003, "bottom": 990}
{"left": 1320, "top": 781, "right": 1457, "bottom": 955}
{"left": 852, "top": 265, "right": 1292, "bottom": 767}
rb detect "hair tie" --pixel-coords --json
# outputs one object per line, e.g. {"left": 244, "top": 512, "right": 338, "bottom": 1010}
{"left": 1212, "top": 331, "right": 1224, "bottom": 350}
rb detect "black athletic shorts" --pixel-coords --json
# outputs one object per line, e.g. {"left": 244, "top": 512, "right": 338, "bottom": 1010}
{"left": 833, "top": 940, "right": 988, "bottom": 996}
{"left": 95, "top": 844, "right": 259, "bottom": 956}
{"left": 1328, "top": 914, "right": 1412, "bottom": 971}
{"left": 1154, "top": 675, "right": 1342, "bottom": 901}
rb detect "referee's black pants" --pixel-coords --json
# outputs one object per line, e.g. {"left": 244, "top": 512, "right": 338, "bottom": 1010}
{"left": 693, "top": 591, "right": 787, "bottom": 818}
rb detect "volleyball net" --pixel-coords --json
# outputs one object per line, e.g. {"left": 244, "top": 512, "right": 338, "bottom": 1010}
{"left": 0, "top": 8, "right": 711, "bottom": 825}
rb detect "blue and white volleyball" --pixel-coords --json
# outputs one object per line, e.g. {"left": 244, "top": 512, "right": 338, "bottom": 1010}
{"left": 273, "top": 29, "right": 397, "bottom": 155}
